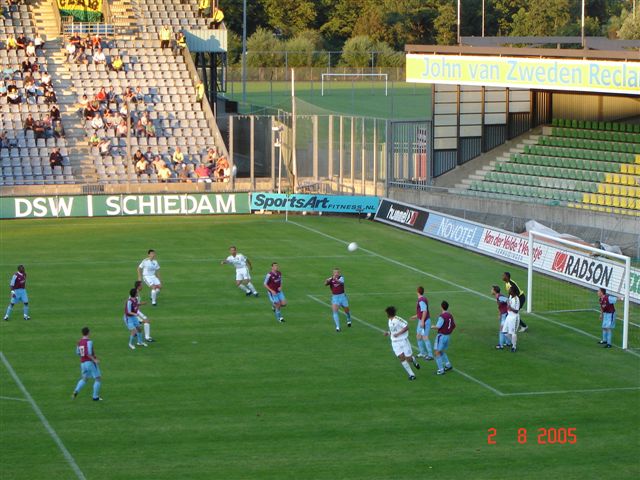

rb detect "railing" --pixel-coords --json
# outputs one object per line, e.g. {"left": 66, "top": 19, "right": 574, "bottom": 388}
{"left": 49, "top": 0, "right": 62, "bottom": 35}
{"left": 62, "top": 22, "right": 116, "bottom": 37}
{"left": 102, "top": 0, "right": 113, "bottom": 24}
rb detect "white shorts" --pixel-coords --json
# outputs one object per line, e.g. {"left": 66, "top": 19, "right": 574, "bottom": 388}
{"left": 235, "top": 268, "right": 250, "bottom": 282}
{"left": 391, "top": 339, "right": 413, "bottom": 357}
{"left": 502, "top": 314, "right": 520, "bottom": 335}
{"left": 143, "top": 275, "right": 161, "bottom": 287}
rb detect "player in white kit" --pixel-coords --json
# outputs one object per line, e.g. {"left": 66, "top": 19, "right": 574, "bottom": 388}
{"left": 501, "top": 286, "right": 520, "bottom": 353}
{"left": 221, "top": 246, "right": 258, "bottom": 297}
{"left": 137, "top": 249, "right": 162, "bottom": 306}
{"left": 383, "top": 306, "right": 420, "bottom": 380}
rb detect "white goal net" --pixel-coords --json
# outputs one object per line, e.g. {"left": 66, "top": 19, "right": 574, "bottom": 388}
{"left": 527, "top": 231, "right": 638, "bottom": 351}
{"left": 321, "top": 73, "right": 389, "bottom": 96}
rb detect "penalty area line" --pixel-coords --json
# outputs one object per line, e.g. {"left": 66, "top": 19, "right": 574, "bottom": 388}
{"left": 0, "top": 352, "right": 87, "bottom": 480}
{"left": 0, "top": 395, "right": 29, "bottom": 402}
{"left": 290, "top": 220, "right": 640, "bottom": 360}
{"left": 306, "top": 295, "right": 505, "bottom": 397}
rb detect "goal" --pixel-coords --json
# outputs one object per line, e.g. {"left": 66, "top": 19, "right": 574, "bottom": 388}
{"left": 527, "top": 230, "right": 635, "bottom": 350}
{"left": 321, "top": 73, "right": 389, "bottom": 97}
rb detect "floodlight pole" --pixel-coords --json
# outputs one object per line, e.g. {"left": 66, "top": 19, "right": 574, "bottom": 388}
{"left": 241, "top": 0, "right": 247, "bottom": 105}
{"left": 457, "top": 0, "right": 461, "bottom": 45}
{"left": 581, "top": 0, "right": 585, "bottom": 48}
{"left": 482, "top": 0, "right": 485, "bottom": 37}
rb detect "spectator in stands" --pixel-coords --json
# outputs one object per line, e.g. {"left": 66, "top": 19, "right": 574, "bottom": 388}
{"left": 7, "top": 82, "right": 21, "bottom": 104}
{"left": 210, "top": 5, "right": 224, "bottom": 29}
{"left": 95, "top": 87, "right": 108, "bottom": 104}
{"left": 103, "top": 109, "right": 115, "bottom": 129}
{"left": 195, "top": 163, "right": 211, "bottom": 183}
{"left": 41, "top": 70, "right": 52, "bottom": 87}
{"left": 107, "top": 86, "right": 118, "bottom": 104}
{"left": 15, "top": 33, "right": 27, "bottom": 50}
{"left": 69, "top": 33, "right": 81, "bottom": 48}
{"left": 152, "top": 155, "right": 165, "bottom": 173}
{"left": 23, "top": 71, "right": 34, "bottom": 87}
{"left": 110, "top": 55, "right": 124, "bottom": 72}
{"left": 206, "top": 147, "right": 219, "bottom": 165}
{"left": 176, "top": 163, "right": 190, "bottom": 183}
{"left": 65, "top": 40, "right": 76, "bottom": 60}
{"left": 89, "top": 132, "right": 100, "bottom": 146}
{"left": 122, "top": 87, "right": 134, "bottom": 104}
{"left": 78, "top": 95, "right": 89, "bottom": 117}
{"left": 144, "top": 147, "right": 154, "bottom": 161}
{"left": 42, "top": 114, "right": 53, "bottom": 137}
{"left": 198, "top": 0, "right": 210, "bottom": 18}
{"left": 172, "top": 147, "right": 184, "bottom": 167}
{"left": 33, "top": 119, "right": 45, "bottom": 139}
{"left": 133, "top": 149, "right": 145, "bottom": 165}
{"left": 50, "top": 104, "right": 61, "bottom": 122}
{"left": 133, "top": 86, "right": 145, "bottom": 104}
{"left": 0, "top": 131, "right": 8, "bottom": 148}
{"left": 91, "top": 34, "right": 102, "bottom": 50}
{"left": 25, "top": 41, "right": 35, "bottom": 58}
{"left": 98, "top": 138, "right": 111, "bottom": 157}
{"left": 0, "top": 81, "right": 6, "bottom": 97}
{"left": 49, "top": 148, "right": 63, "bottom": 168}
{"left": 176, "top": 32, "right": 186, "bottom": 51}
{"left": 6, "top": 34, "right": 17, "bottom": 50}
{"left": 73, "top": 46, "right": 88, "bottom": 64}
{"left": 158, "top": 163, "right": 172, "bottom": 183}
{"left": 23, "top": 113, "right": 34, "bottom": 132}
{"left": 93, "top": 48, "right": 106, "bottom": 64}
{"left": 44, "top": 86, "right": 57, "bottom": 105}
{"left": 159, "top": 25, "right": 172, "bottom": 49}
{"left": 115, "top": 119, "right": 128, "bottom": 138}
{"left": 25, "top": 83, "right": 37, "bottom": 105}
{"left": 215, "top": 156, "right": 230, "bottom": 182}
{"left": 91, "top": 113, "right": 104, "bottom": 132}
{"left": 33, "top": 33, "right": 44, "bottom": 53}
{"left": 53, "top": 120, "right": 64, "bottom": 138}
{"left": 21, "top": 59, "right": 33, "bottom": 73}
{"left": 196, "top": 81, "right": 205, "bottom": 103}
{"left": 145, "top": 122, "right": 156, "bottom": 138}
{"left": 135, "top": 156, "right": 149, "bottom": 177}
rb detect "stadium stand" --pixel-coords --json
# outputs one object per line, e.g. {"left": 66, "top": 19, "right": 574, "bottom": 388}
{"left": 0, "top": 0, "right": 227, "bottom": 186}
{"left": 0, "top": 0, "right": 73, "bottom": 186}
{"left": 464, "top": 119, "right": 640, "bottom": 216}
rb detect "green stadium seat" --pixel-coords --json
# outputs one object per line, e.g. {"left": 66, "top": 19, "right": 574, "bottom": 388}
{"left": 552, "top": 118, "right": 558, "bottom": 126}
{"left": 605, "top": 122, "right": 612, "bottom": 131}
{"left": 571, "top": 120, "right": 578, "bottom": 128}
{"left": 578, "top": 120, "right": 585, "bottom": 129}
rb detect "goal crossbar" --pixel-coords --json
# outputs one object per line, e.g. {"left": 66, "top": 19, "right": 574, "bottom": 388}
{"left": 321, "top": 73, "right": 388, "bottom": 96}
{"left": 527, "top": 230, "right": 632, "bottom": 349}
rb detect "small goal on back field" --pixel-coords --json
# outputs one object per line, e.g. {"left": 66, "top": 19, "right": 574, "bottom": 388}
{"left": 321, "top": 73, "right": 389, "bottom": 96}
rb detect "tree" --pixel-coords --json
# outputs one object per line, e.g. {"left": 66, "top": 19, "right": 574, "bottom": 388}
{"left": 434, "top": 1, "right": 457, "bottom": 45}
{"left": 510, "top": 0, "right": 572, "bottom": 36}
{"left": 618, "top": 8, "right": 640, "bottom": 39}
{"left": 339, "top": 35, "right": 377, "bottom": 67}
{"left": 487, "top": 0, "right": 528, "bottom": 35}
{"left": 284, "top": 36, "right": 315, "bottom": 67}
{"left": 261, "top": 0, "right": 318, "bottom": 37}
{"left": 246, "top": 28, "right": 283, "bottom": 67}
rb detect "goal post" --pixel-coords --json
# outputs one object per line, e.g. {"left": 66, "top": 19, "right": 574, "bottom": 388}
{"left": 527, "top": 230, "right": 632, "bottom": 350}
{"left": 321, "top": 73, "right": 389, "bottom": 96}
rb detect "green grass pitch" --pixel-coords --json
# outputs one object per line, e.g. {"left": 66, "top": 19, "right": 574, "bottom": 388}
{"left": 224, "top": 80, "right": 432, "bottom": 120}
{"left": 1, "top": 214, "right": 638, "bottom": 480}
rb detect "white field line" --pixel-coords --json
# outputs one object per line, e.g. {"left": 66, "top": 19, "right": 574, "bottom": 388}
{"left": 0, "top": 352, "right": 87, "bottom": 480}
{"left": 342, "top": 290, "right": 468, "bottom": 297}
{"left": 0, "top": 395, "right": 29, "bottom": 402}
{"left": 503, "top": 386, "right": 640, "bottom": 397}
{"left": 290, "top": 220, "right": 640, "bottom": 359}
{"left": 307, "top": 294, "right": 506, "bottom": 397}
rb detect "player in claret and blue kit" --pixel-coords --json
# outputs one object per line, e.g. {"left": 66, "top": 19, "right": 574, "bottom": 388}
{"left": 264, "top": 262, "right": 286, "bottom": 323}
{"left": 325, "top": 268, "right": 352, "bottom": 332}
{"left": 124, "top": 288, "right": 147, "bottom": 350}
{"left": 72, "top": 327, "right": 103, "bottom": 401}
{"left": 4, "top": 265, "right": 30, "bottom": 321}
{"left": 432, "top": 301, "right": 456, "bottom": 375}
{"left": 410, "top": 286, "right": 433, "bottom": 360}
{"left": 597, "top": 288, "right": 617, "bottom": 349}
{"left": 492, "top": 285, "right": 510, "bottom": 350}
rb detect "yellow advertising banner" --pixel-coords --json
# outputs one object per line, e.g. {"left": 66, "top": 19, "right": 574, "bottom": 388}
{"left": 57, "top": 0, "right": 103, "bottom": 22}
{"left": 406, "top": 54, "right": 640, "bottom": 95}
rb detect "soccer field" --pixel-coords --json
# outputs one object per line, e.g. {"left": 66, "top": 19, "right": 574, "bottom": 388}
{"left": 224, "top": 80, "right": 432, "bottom": 119}
{"left": 1, "top": 214, "right": 639, "bottom": 480}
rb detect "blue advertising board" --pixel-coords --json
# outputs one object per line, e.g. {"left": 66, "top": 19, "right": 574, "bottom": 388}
{"left": 251, "top": 193, "right": 379, "bottom": 214}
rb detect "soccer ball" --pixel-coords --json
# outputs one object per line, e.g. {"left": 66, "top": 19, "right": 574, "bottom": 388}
{"left": 347, "top": 242, "right": 358, "bottom": 252}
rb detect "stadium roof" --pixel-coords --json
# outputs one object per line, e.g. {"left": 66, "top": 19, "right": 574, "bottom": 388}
{"left": 405, "top": 42, "right": 640, "bottom": 62}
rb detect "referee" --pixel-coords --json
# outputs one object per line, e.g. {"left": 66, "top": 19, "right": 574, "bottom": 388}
{"left": 502, "top": 272, "right": 528, "bottom": 332}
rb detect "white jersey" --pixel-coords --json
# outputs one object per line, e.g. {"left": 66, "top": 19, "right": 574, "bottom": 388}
{"left": 225, "top": 254, "right": 249, "bottom": 270}
{"left": 139, "top": 258, "right": 160, "bottom": 277}
{"left": 506, "top": 296, "right": 520, "bottom": 319}
{"left": 388, "top": 316, "right": 409, "bottom": 342}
